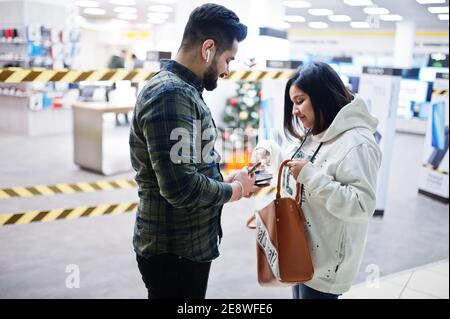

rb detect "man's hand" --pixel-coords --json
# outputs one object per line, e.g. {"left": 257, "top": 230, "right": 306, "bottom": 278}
{"left": 286, "top": 160, "right": 309, "bottom": 180}
{"left": 224, "top": 171, "right": 238, "bottom": 183}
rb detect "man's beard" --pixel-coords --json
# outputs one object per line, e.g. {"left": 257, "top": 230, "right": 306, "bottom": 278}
{"left": 203, "top": 62, "right": 219, "bottom": 91}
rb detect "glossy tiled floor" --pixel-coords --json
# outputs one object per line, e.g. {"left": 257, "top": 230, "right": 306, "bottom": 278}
{"left": 342, "top": 259, "right": 449, "bottom": 299}
{"left": 0, "top": 128, "right": 448, "bottom": 299}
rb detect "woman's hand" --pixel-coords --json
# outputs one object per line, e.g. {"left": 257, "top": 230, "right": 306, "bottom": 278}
{"left": 286, "top": 160, "right": 309, "bottom": 180}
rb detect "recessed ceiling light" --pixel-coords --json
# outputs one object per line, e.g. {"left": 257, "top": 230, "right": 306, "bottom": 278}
{"left": 117, "top": 13, "right": 138, "bottom": 20}
{"left": 147, "top": 18, "right": 165, "bottom": 24}
{"left": 344, "top": 0, "right": 373, "bottom": 6}
{"left": 75, "top": 0, "right": 99, "bottom": 7}
{"left": 151, "top": 0, "right": 177, "bottom": 3}
{"left": 328, "top": 15, "right": 351, "bottom": 22}
{"left": 438, "top": 13, "right": 449, "bottom": 20}
{"left": 380, "top": 14, "right": 403, "bottom": 21}
{"left": 84, "top": 8, "right": 106, "bottom": 15}
{"left": 148, "top": 5, "right": 173, "bottom": 13}
{"left": 283, "top": 0, "right": 311, "bottom": 8}
{"left": 110, "top": 19, "right": 130, "bottom": 26}
{"left": 114, "top": 6, "right": 137, "bottom": 14}
{"left": 147, "top": 12, "right": 169, "bottom": 20}
{"left": 350, "top": 21, "right": 371, "bottom": 28}
{"left": 278, "top": 22, "right": 292, "bottom": 30}
{"left": 284, "top": 15, "right": 306, "bottom": 22}
{"left": 109, "top": 0, "right": 136, "bottom": 5}
{"left": 428, "top": 6, "right": 449, "bottom": 13}
{"left": 364, "top": 7, "right": 390, "bottom": 15}
{"left": 308, "top": 9, "right": 333, "bottom": 16}
{"left": 416, "top": 0, "right": 446, "bottom": 4}
{"left": 308, "top": 22, "right": 328, "bottom": 28}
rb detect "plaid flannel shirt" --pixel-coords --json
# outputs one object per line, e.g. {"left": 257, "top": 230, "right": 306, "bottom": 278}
{"left": 129, "top": 60, "right": 232, "bottom": 262}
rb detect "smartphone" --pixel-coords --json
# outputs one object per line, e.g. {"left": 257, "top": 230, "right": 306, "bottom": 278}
{"left": 254, "top": 171, "right": 273, "bottom": 186}
{"left": 248, "top": 162, "right": 262, "bottom": 175}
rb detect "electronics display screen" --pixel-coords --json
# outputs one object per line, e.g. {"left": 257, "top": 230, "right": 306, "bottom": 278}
{"left": 431, "top": 103, "right": 446, "bottom": 150}
{"left": 398, "top": 79, "right": 431, "bottom": 118}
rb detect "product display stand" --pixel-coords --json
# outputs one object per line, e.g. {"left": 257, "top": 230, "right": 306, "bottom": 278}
{"left": 418, "top": 72, "right": 449, "bottom": 203}
{"left": 359, "top": 67, "right": 403, "bottom": 217}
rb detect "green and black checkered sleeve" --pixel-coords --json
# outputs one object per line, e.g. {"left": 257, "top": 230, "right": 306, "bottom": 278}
{"left": 140, "top": 88, "right": 232, "bottom": 210}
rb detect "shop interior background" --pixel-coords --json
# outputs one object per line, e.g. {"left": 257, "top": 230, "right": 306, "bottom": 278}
{"left": 0, "top": 0, "right": 448, "bottom": 299}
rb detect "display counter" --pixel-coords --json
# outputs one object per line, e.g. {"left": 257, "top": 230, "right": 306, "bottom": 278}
{"left": 73, "top": 101, "right": 134, "bottom": 175}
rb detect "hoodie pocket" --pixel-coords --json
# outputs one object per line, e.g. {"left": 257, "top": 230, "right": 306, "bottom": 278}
{"left": 335, "top": 226, "right": 346, "bottom": 273}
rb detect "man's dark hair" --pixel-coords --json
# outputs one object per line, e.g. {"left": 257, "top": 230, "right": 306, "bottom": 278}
{"left": 180, "top": 3, "right": 248, "bottom": 54}
{"left": 284, "top": 62, "right": 354, "bottom": 139}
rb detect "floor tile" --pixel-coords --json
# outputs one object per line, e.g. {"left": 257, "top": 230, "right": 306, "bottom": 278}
{"left": 341, "top": 280, "right": 404, "bottom": 299}
{"left": 399, "top": 288, "right": 440, "bottom": 299}
{"left": 406, "top": 270, "right": 449, "bottom": 299}
{"left": 425, "top": 261, "right": 449, "bottom": 277}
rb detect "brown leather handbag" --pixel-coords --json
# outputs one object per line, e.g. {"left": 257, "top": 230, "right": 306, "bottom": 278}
{"left": 247, "top": 159, "right": 314, "bottom": 287}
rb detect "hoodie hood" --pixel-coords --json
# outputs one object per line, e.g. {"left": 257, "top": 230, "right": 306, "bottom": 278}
{"left": 312, "top": 95, "right": 379, "bottom": 143}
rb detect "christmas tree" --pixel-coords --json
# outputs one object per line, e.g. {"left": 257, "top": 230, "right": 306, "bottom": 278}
{"left": 221, "top": 81, "right": 262, "bottom": 170}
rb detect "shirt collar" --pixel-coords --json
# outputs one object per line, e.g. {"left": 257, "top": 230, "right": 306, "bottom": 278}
{"left": 160, "top": 59, "right": 204, "bottom": 94}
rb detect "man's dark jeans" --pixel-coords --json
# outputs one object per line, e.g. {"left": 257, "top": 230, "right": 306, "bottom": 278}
{"left": 136, "top": 253, "right": 211, "bottom": 299}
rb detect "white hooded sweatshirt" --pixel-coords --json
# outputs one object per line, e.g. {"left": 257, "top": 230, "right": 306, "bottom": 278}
{"left": 255, "top": 96, "right": 382, "bottom": 295}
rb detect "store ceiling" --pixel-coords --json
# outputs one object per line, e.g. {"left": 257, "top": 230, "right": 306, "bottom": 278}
{"left": 75, "top": 0, "right": 449, "bottom": 30}
{"left": 284, "top": 0, "right": 449, "bottom": 30}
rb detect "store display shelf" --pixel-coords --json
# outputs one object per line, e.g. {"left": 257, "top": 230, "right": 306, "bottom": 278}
{"left": 0, "top": 93, "right": 29, "bottom": 98}
{"left": 0, "top": 40, "right": 27, "bottom": 44}
{"left": 395, "top": 117, "right": 428, "bottom": 135}
{"left": 0, "top": 58, "right": 29, "bottom": 62}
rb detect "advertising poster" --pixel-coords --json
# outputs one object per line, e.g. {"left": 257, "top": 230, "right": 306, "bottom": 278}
{"left": 418, "top": 72, "right": 449, "bottom": 203}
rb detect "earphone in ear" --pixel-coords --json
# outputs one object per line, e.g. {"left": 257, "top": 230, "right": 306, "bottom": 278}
{"left": 206, "top": 49, "right": 211, "bottom": 63}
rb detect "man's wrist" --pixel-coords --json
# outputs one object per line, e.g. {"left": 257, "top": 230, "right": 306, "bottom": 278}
{"left": 232, "top": 180, "right": 244, "bottom": 199}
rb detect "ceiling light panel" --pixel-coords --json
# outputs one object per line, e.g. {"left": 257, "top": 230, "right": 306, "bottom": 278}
{"left": 428, "top": 6, "right": 449, "bottom": 13}
{"left": 284, "top": 15, "right": 306, "bottom": 22}
{"left": 84, "top": 8, "right": 106, "bottom": 15}
{"left": 148, "top": 5, "right": 173, "bottom": 13}
{"left": 329, "top": 15, "right": 352, "bottom": 22}
{"left": 114, "top": 7, "right": 138, "bottom": 14}
{"left": 308, "top": 9, "right": 333, "bottom": 16}
{"left": 309, "top": 22, "right": 329, "bottom": 28}
{"left": 344, "top": 0, "right": 373, "bottom": 6}
{"left": 416, "top": 0, "right": 446, "bottom": 4}
{"left": 380, "top": 14, "right": 403, "bottom": 21}
{"left": 109, "top": 0, "right": 136, "bottom": 5}
{"left": 75, "top": 0, "right": 99, "bottom": 7}
{"left": 350, "top": 21, "right": 371, "bottom": 28}
{"left": 364, "top": 7, "right": 390, "bottom": 15}
{"left": 283, "top": 0, "right": 312, "bottom": 8}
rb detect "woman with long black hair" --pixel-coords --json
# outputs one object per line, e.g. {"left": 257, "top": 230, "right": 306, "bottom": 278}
{"left": 253, "top": 62, "right": 382, "bottom": 299}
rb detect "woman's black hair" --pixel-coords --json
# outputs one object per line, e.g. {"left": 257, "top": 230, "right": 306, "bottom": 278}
{"left": 284, "top": 62, "right": 353, "bottom": 140}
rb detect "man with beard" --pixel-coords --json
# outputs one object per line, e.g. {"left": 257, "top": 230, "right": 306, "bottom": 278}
{"left": 129, "top": 4, "right": 254, "bottom": 299}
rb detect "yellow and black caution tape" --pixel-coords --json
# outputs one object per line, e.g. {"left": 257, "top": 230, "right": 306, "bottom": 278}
{"left": 0, "top": 68, "right": 295, "bottom": 83}
{"left": 0, "top": 186, "right": 276, "bottom": 226}
{"left": 0, "top": 68, "right": 157, "bottom": 83}
{"left": 432, "top": 89, "right": 449, "bottom": 96}
{"left": 0, "top": 202, "right": 138, "bottom": 226}
{"left": 422, "top": 163, "right": 449, "bottom": 175}
{"left": 0, "top": 179, "right": 137, "bottom": 199}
